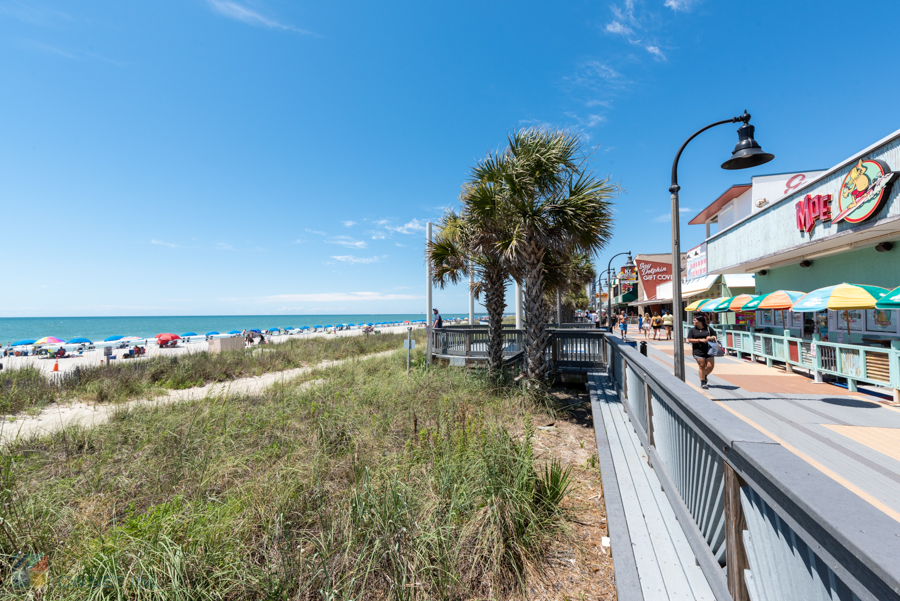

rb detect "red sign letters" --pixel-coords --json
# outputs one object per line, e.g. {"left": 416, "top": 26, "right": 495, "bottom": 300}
{"left": 795, "top": 193, "right": 832, "bottom": 233}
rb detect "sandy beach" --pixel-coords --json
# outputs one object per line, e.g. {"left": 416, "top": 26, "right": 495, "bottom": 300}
{"left": 0, "top": 323, "right": 425, "bottom": 375}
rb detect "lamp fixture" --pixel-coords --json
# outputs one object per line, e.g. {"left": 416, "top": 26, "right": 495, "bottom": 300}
{"left": 876, "top": 242, "right": 894, "bottom": 253}
{"left": 799, "top": 260, "right": 813, "bottom": 268}
{"left": 758, "top": 269, "right": 768, "bottom": 276}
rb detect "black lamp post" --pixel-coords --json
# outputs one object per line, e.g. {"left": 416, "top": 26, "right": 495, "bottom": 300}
{"left": 606, "top": 251, "right": 634, "bottom": 330}
{"left": 669, "top": 111, "right": 774, "bottom": 381}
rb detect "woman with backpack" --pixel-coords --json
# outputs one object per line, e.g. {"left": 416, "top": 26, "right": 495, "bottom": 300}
{"left": 686, "top": 314, "right": 717, "bottom": 389}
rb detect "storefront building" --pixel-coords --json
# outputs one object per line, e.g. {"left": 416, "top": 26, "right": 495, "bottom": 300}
{"left": 701, "top": 128, "right": 900, "bottom": 344}
{"left": 629, "top": 252, "right": 684, "bottom": 315}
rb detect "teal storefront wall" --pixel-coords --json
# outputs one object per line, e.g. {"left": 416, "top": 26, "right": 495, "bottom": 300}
{"left": 756, "top": 243, "right": 900, "bottom": 294}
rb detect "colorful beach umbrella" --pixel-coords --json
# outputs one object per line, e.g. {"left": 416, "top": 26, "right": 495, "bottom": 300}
{"left": 104, "top": 335, "right": 124, "bottom": 342}
{"left": 875, "top": 286, "right": 900, "bottom": 309}
{"left": 742, "top": 290, "right": 806, "bottom": 311}
{"left": 685, "top": 297, "right": 720, "bottom": 312}
{"left": 791, "top": 283, "right": 888, "bottom": 312}
{"left": 35, "top": 336, "right": 65, "bottom": 345}
{"left": 710, "top": 294, "right": 756, "bottom": 312}
{"left": 155, "top": 333, "right": 181, "bottom": 343}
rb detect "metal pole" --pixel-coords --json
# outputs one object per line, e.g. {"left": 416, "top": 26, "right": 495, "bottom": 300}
{"left": 426, "top": 222, "right": 433, "bottom": 366}
{"left": 607, "top": 268, "right": 612, "bottom": 330}
{"left": 468, "top": 258, "right": 475, "bottom": 325}
{"left": 556, "top": 289, "right": 562, "bottom": 326}
{"left": 407, "top": 326, "right": 411, "bottom": 377}
{"left": 515, "top": 280, "right": 523, "bottom": 330}
{"left": 670, "top": 185, "right": 686, "bottom": 381}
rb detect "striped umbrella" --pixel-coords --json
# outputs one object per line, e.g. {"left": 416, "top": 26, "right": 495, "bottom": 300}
{"left": 685, "top": 297, "right": 719, "bottom": 312}
{"left": 710, "top": 294, "right": 756, "bottom": 312}
{"left": 742, "top": 290, "right": 806, "bottom": 311}
{"left": 875, "top": 286, "right": 900, "bottom": 309}
{"left": 792, "top": 283, "right": 889, "bottom": 337}
{"left": 35, "top": 336, "right": 65, "bottom": 345}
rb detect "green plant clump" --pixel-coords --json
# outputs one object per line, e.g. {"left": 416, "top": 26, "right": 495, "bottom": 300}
{"left": 0, "top": 350, "right": 574, "bottom": 600}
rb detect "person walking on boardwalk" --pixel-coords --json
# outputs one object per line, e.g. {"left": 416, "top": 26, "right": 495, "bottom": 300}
{"left": 662, "top": 311, "right": 673, "bottom": 340}
{"left": 687, "top": 314, "right": 717, "bottom": 389}
{"left": 651, "top": 312, "right": 663, "bottom": 340}
{"left": 618, "top": 311, "right": 628, "bottom": 340}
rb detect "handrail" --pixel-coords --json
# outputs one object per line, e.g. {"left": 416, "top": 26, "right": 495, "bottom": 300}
{"left": 604, "top": 334, "right": 900, "bottom": 601}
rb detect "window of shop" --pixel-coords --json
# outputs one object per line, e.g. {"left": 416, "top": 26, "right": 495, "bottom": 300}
{"left": 827, "top": 309, "right": 899, "bottom": 336}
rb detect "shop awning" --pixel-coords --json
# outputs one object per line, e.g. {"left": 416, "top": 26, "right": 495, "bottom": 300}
{"left": 682, "top": 274, "right": 719, "bottom": 297}
{"left": 724, "top": 273, "right": 755, "bottom": 289}
{"left": 612, "top": 290, "right": 637, "bottom": 305}
{"left": 630, "top": 294, "right": 668, "bottom": 307}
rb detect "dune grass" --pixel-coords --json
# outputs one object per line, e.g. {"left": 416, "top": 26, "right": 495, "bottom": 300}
{"left": 0, "top": 331, "right": 425, "bottom": 416}
{"left": 0, "top": 349, "right": 575, "bottom": 600}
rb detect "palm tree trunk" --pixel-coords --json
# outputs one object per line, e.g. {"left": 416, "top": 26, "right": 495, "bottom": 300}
{"left": 523, "top": 233, "right": 549, "bottom": 380}
{"left": 483, "top": 268, "right": 507, "bottom": 373}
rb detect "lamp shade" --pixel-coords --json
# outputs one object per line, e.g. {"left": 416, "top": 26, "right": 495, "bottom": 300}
{"left": 721, "top": 122, "right": 774, "bottom": 170}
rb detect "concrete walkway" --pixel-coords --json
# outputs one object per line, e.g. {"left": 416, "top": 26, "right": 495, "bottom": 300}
{"left": 632, "top": 335, "right": 900, "bottom": 522}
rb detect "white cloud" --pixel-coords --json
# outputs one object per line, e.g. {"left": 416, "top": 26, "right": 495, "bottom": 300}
{"left": 605, "top": 21, "right": 633, "bottom": 35}
{"left": 265, "top": 292, "right": 420, "bottom": 302}
{"left": 151, "top": 239, "right": 179, "bottom": 248}
{"left": 305, "top": 228, "right": 326, "bottom": 236}
{"left": 216, "top": 242, "right": 235, "bottom": 251}
{"left": 664, "top": 0, "right": 700, "bottom": 12}
{"left": 206, "top": 0, "right": 312, "bottom": 33}
{"left": 327, "top": 236, "right": 367, "bottom": 249}
{"left": 330, "top": 255, "right": 384, "bottom": 264}
{"left": 654, "top": 207, "right": 693, "bottom": 223}
{"left": 342, "top": 220, "right": 356, "bottom": 227}
{"left": 604, "top": 1, "right": 668, "bottom": 60}
{"left": 646, "top": 45, "right": 664, "bottom": 58}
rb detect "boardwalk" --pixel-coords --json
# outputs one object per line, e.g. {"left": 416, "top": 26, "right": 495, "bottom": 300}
{"left": 641, "top": 336, "right": 900, "bottom": 522}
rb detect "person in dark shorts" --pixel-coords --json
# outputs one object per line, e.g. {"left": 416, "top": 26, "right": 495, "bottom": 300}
{"left": 651, "top": 312, "right": 663, "bottom": 340}
{"left": 687, "top": 314, "right": 717, "bottom": 389}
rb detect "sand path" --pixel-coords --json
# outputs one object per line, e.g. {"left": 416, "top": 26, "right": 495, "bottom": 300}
{"left": 0, "top": 349, "right": 399, "bottom": 445}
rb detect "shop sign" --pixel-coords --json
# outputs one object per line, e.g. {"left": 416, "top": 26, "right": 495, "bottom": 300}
{"left": 685, "top": 243, "right": 707, "bottom": 279}
{"left": 636, "top": 260, "right": 673, "bottom": 301}
{"left": 795, "top": 159, "right": 897, "bottom": 233}
{"left": 618, "top": 266, "right": 637, "bottom": 284}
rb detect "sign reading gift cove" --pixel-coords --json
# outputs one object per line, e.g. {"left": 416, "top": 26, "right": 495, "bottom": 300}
{"left": 636, "top": 260, "right": 673, "bottom": 301}
{"left": 796, "top": 159, "right": 897, "bottom": 233}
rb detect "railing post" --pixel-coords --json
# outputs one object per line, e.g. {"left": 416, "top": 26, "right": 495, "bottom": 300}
{"left": 465, "top": 330, "right": 472, "bottom": 355}
{"left": 784, "top": 329, "right": 793, "bottom": 373}
{"left": 724, "top": 462, "right": 750, "bottom": 601}
{"left": 891, "top": 340, "right": 900, "bottom": 404}
{"left": 644, "top": 382, "right": 653, "bottom": 448}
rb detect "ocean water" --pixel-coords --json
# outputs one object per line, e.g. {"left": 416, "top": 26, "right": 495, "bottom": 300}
{"left": 0, "top": 314, "right": 480, "bottom": 345}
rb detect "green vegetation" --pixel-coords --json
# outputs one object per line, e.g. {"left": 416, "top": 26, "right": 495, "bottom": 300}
{"left": 0, "top": 351, "right": 575, "bottom": 600}
{"left": 0, "top": 331, "right": 425, "bottom": 416}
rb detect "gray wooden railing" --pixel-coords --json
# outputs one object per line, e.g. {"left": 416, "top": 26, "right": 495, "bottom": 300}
{"left": 603, "top": 334, "right": 900, "bottom": 601}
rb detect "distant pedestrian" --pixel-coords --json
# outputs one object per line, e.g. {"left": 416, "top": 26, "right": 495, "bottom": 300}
{"left": 642, "top": 313, "right": 651, "bottom": 339}
{"left": 652, "top": 312, "right": 663, "bottom": 340}
{"left": 662, "top": 311, "right": 673, "bottom": 340}
{"left": 618, "top": 311, "right": 627, "bottom": 340}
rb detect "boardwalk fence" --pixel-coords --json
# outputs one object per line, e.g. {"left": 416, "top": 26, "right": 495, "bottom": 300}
{"left": 605, "top": 334, "right": 900, "bottom": 601}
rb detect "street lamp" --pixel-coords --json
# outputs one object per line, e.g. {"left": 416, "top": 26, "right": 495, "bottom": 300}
{"left": 606, "top": 251, "right": 634, "bottom": 330}
{"left": 669, "top": 111, "right": 774, "bottom": 381}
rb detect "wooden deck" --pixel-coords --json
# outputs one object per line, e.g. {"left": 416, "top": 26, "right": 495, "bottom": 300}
{"left": 589, "top": 370, "right": 716, "bottom": 600}
{"left": 644, "top": 338, "right": 900, "bottom": 523}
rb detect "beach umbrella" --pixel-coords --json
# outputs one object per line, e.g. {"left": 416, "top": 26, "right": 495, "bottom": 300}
{"left": 11, "top": 339, "right": 36, "bottom": 346}
{"left": 741, "top": 290, "right": 805, "bottom": 327}
{"left": 228, "top": 330, "right": 241, "bottom": 334}
{"left": 35, "top": 336, "right": 66, "bottom": 345}
{"left": 792, "top": 283, "right": 889, "bottom": 337}
{"left": 709, "top": 295, "right": 755, "bottom": 313}
{"left": 68, "top": 337, "right": 92, "bottom": 344}
{"left": 685, "top": 298, "right": 719, "bottom": 312}
{"left": 183, "top": 332, "right": 198, "bottom": 337}
{"left": 104, "top": 335, "right": 124, "bottom": 342}
{"left": 155, "top": 333, "right": 181, "bottom": 343}
{"left": 875, "top": 286, "right": 900, "bottom": 309}
{"left": 250, "top": 329, "right": 262, "bottom": 334}
{"left": 206, "top": 331, "right": 220, "bottom": 336}
{"left": 267, "top": 328, "right": 279, "bottom": 333}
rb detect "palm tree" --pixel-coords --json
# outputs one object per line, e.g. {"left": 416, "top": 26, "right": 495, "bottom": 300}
{"left": 428, "top": 179, "right": 516, "bottom": 373}
{"left": 478, "top": 128, "right": 615, "bottom": 380}
{"left": 543, "top": 250, "right": 597, "bottom": 323}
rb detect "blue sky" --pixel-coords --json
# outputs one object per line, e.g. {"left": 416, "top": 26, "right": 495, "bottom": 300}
{"left": 4, "top": 0, "right": 900, "bottom": 317}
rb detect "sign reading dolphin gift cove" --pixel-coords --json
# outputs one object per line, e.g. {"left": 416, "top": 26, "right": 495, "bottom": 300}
{"left": 796, "top": 159, "right": 897, "bottom": 233}
{"left": 636, "top": 260, "right": 673, "bottom": 301}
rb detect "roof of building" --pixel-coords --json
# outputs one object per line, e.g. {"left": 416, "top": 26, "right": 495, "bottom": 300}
{"left": 688, "top": 184, "right": 751, "bottom": 225}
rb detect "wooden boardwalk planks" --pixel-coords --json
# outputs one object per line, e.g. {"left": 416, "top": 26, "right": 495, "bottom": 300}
{"left": 589, "top": 371, "right": 715, "bottom": 601}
